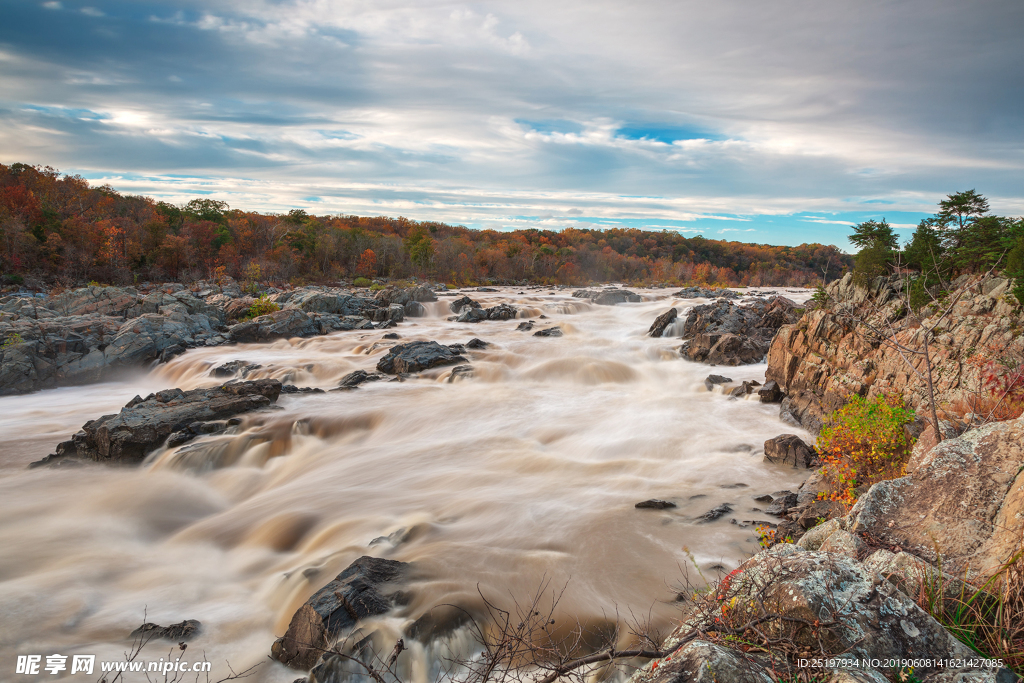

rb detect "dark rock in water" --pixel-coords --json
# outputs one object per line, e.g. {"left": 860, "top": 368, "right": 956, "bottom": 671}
{"left": 212, "top": 360, "right": 262, "bottom": 378}
{"left": 533, "top": 327, "right": 562, "bottom": 337}
{"left": 757, "top": 379, "right": 783, "bottom": 403}
{"left": 382, "top": 332, "right": 400, "bottom": 340}
{"left": 449, "top": 295, "right": 481, "bottom": 313}
{"left": 376, "top": 341, "right": 467, "bottom": 374}
{"left": 635, "top": 499, "right": 677, "bottom": 509}
{"left": 515, "top": 321, "right": 534, "bottom": 331}
{"left": 699, "top": 503, "right": 733, "bottom": 522}
{"left": 376, "top": 318, "right": 398, "bottom": 329}
{"left": 719, "top": 483, "right": 748, "bottom": 489}
{"left": 703, "top": 374, "right": 733, "bottom": 391}
{"left": 271, "top": 556, "right": 408, "bottom": 671}
{"left": 728, "top": 379, "right": 761, "bottom": 397}
{"left": 764, "top": 491, "right": 798, "bottom": 516}
{"left": 680, "top": 296, "right": 799, "bottom": 366}
{"left": 465, "top": 338, "right": 488, "bottom": 349}
{"left": 166, "top": 419, "right": 233, "bottom": 448}
{"left": 338, "top": 369, "right": 384, "bottom": 388}
{"left": 447, "top": 365, "right": 474, "bottom": 383}
{"left": 753, "top": 493, "right": 774, "bottom": 503}
{"left": 763, "top": 434, "right": 817, "bottom": 468}
{"left": 455, "top": 306, "right": 488, "bottom": 323}
{"left": 476, "top": 287, "right": 498, "bottom": 292}
{"left": 403, "top": 300, "right": 426, "bottom": 317}
{"left": 484, "top": 303, "right": 518, "bottom": 321}
{"left": 281, "top": 385, "right": 325, "bottom": 394}
{"left": 32, "top": 379, "right": 282, "bottom": 467}
{"left": 647, "top": 308, "right": 678, "bottom": 337}
{"left": 406, "top": 604, "right": 474, "bottom": 644}
{"left": 130, "top": 619, "right": 201, "bottom": 642}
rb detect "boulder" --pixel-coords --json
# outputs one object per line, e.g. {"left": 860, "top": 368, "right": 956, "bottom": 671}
{"left": 638, "top": 639, "right": 775, "bottom": 683}
{"left": 212, "top": 360, "right": 262, "bottom": 378}
{"left": 228, "top": 309, "right": 322, "bottom": 343}
{"left": 673, "top": 286, "right": 740, "bottom": 299}
{"left": 465, "top": 338, "right": 488, "bottom": 349}
{"left": 699, "top": 503, "right": 733, "bottom": 521}
{"left": 647, "top": 308, "right": 678, "bottom": 337}
{"left": 763, "top": 434, "right": 817, "bottom": 468}
{"left": 32, "top": 379, "right": 281, "bottom": 466}
{"left": 338, "top": 369, "right": 385, "bottom": 388}
{"left": 376, "top": 341, "right": 467, "bottom": 374}
{"left": 447, "top": 365, "right": 474, "bottom": 383}
{"left": 449, "top": 295, "right": 480, "bottom": 313}
{"left": 373, "top": 285, "right": 437, "bottom": 307}
{"left": 129, "top": 619, "right": 202, "bottom": 642}
{"left": 271, "top": 556, "right": 408, "bottom": 671}
{"left": 846, "top": 415, "right": 1024, "bottom": 576}
{"left": 703, "top": 374, "right": 733, "bottom": 391}
{"left": 285, "top": 290, "right": 381, "bottom": 318}
{"left": 757, "top": 379, "right": 784, "bottom": 403}
{"left": 48, "top": 285, "right": 140, "bottom": 317}
{"left": 515, "top": 321, "right": 535, "bottom": 331}
{"left": 681, "top": 297, "right": 799, "bottom": 366}
{"left": 455, "top": 306, "right": 489, "bottom": 323}
{"left": 533, "top": 327, "right": 563, "bottom": 337}
{"left": 404, "top": 300, "right": 426, "bottom": 317}
{"left": 572, "top": 289, "right": 642, "bottom": 305}
{"left": 485, "top": 303, "right": 518, "bottom": 320}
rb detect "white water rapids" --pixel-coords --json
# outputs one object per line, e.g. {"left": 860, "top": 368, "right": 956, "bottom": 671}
{"left": 0, "top": 287, "right": 811, "bottom": 682}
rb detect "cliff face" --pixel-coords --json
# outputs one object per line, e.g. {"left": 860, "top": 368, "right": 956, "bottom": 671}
{"left": 766, "top": 271, "right": 1023, "bottom": 433}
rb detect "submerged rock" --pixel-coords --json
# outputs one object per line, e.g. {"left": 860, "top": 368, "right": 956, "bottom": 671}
{"left": 533, "top": 326, "right": 563, "bottom": 337}
{"left": 338, "top": 369, "right": 385, "bottom": 388}
{"left": 703, "top": 374, "right": 733, "bottom": 391}
{"left": 271, "top": 556, "right": 408, "bottom": 671}
{"left": 635, "top": 499, "right": 677, "bottom": 509}
{"left": 130, "top": 619, "right": 202, "bottom": 642}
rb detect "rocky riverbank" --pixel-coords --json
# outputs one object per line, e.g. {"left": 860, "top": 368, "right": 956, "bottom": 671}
{"left": 0, "top": 281, "right": 438, "bottom": 395}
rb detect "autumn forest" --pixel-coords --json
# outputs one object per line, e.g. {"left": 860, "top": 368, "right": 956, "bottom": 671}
{"left": 0, "top": 163, "right": 851, "bottom": 288}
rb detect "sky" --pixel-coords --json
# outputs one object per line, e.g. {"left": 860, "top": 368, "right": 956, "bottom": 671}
{"left": 1, "top": 0, "right": 1023, "bottom": 250}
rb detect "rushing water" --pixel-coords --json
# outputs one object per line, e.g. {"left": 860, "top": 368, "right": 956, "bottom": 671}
{"left": 0, "top": 287, "right": 811, "bottom": 682}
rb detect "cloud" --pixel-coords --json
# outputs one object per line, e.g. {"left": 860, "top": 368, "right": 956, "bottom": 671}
{"left": 0, "top": 0, "right": 1021, "bottom": 248}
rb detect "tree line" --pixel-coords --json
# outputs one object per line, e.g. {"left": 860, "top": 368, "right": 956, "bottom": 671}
{"left": 849, "top": 189, "right": 1024, "bottom": 304}
{"left": 0, "top": 162, "right": 850, "bottom": 288}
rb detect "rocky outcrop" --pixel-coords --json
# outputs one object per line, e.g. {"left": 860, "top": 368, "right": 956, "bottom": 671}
{"left": 647, "top": 308, "right": 678, "bottom": 337}
{"left": 846, "top": 414, "right": 1024, "bottom": 576}
{"left": 33, "top": 379, "right": 281, "bottom": 466}
{"left": 0, "top": 284, "right": 399, "bottom": 396}
{"left": 271, "top": 556, "right": 408, "bottom": 671}
{"left": 373, "top": 285, "right": 437, "bottom": 307}
{"left": 681, "top": 296, "right": 799, "bottom": 366}
{"left": 449, "top": 295, "right": 480, "bottom": 313}
{"left": 454, "top": 302, "right": 518, "bottom": 323}
{"left": 376, "top": 341, "right": 467, "bottom": 374}
{"left": 766, "top": 272, "right": 1023, "bottom": 434}
{"left": 129, "top": 619, "right": 202, "bottom": 642}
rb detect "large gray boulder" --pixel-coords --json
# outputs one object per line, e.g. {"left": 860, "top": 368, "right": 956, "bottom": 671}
{"left": 376, "top": 341, "right": 466, "bottom": 374}
{"left": 763, "top": 434, "right": 817, "bottom": 468}
{"left": 271, "top": 556, "right": 408, "bottom": 671}
{"left": 373, "top": 285, "right": 437, "bottom": 307}
{"left": 647, "top": 308, "right": 678, "bottom": 337}
{"left": 34, "top": 379, "right": 282, "bottom": 466}
{"left": 228, "top": 309, "right": 323, "bottom": 343}
{"left": 48, "top": 285, "right": 140, "bottom": 317}
{"left": 285, "top": 289, "right": 381, "bottom": 317}
{"left": 681, "top": 296, "right": 798, "bottom": 365}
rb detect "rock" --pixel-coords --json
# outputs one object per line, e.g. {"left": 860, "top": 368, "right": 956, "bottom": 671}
{"left": 763, "top": 434, "right": 817, "bottom": 468}
{"left": 229, "top": 309, "right": 322, "bottom": 343}
{"left": 455, "top": 306, "right": 489, "bottom": 323}
{"left": 795, "top": 498, "right": 845, "bottom": 529}
{"left": 372, "top": 285, "right": 437, "bottom": 307}
{"left": 283, "top": 290, "right": 381, "bottom": 317}
{"left": 484, "top": 303, "right": 518, "bottom": 320}
{"left": 699, "top": 503, "right": 733, "bottom": 521}
{"left": 846, "top": 415, "right": 1024, "bottom": 576}
{"left": 796, "top": 518, "right": 842, "bottom": 551}
{"left": 449, "top": 295, "right": 480, "bottom": 313}
{"left": 572, "top": 289, "right": 642, "bottom": 305}
{"left": 32, "top": 379, "right": 282, "bottom": 466}
{"left": 817, "top": 529, "right": 866, "bottom": 559}
{"left": 635, "top": 499, "right": 677, "bottom": 509}
{"left": 673, "top": 286, "right": 740, "bottom": 299}
{"left": 270, "top": 556, "right": 408, "bottom": 671}
{"left": 728, "top": 379, "right": 761, "bottom": 397}
{"left": 375, "top": 341, "right": 467, "bottom": 375}
{"left": 533, "top": 327, "right": 563, "bottom": 337}
{"left": 129, "top": 619, "right": 201, "bottom": 642}
{"left": 49, "top": 285, "right": 140, "bottom": 317}
{"left": 447, "top": 365, "right": 474, "bottom": 383}
{"left": 212, "top": 360, "right": 262, "bottom": 378}
{"left": 703, "top": 374, "right": 733, "bottom": 391}
{"left": 280, "top": 385, "right": 325, "bottom": 394}
{"left": 403, "top": 301, "right": 425, "bottom": 317}
{"left": 638, "top": 639, "right": 775, "bottom": 683}
{"left": 763, "top": 491, "right": 798, "bottom": 516}
{"left": 647, "top": 308, "right": 678, "bottom": 337}
{"left": 682, "top": 297, "right": 799, "bottom": 366}
{"left": 515, "top": 321, "right": 534, "bottom": 331}
{"left": 338, "top": 370, "right": 385, "bottom": 388}
{"left": 757, "top": 379, "right": 783, "bottom": 403}
{"left": 697, "top": 546, "right": 977, "bottom": 679}
{"left": 465, "top": 338, "right": 488, "bottom": 349}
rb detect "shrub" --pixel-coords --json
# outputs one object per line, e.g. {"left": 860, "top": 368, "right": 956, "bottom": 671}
{"left": 352, "top": 277, "right": 371, "bottom": 287}
{"left": 369, "top": 282, "right": 385, "bottom": 291}
{"left": 247, "top": 295, "right": 280, "bottom": 319}
{"left": 815, "top": 393, "right": 917, "bottom": 509}
{"left": 2, "top": 332, "right": 25, "bottom": 349}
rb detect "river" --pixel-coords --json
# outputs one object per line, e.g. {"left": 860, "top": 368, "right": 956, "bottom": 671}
{"left": 0, "top": 287, "right": 811, "bottom": 682}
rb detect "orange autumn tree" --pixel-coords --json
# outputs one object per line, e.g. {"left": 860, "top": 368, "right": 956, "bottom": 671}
{"left": 356, "top": 248, "right": 377, "bottom": 278}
